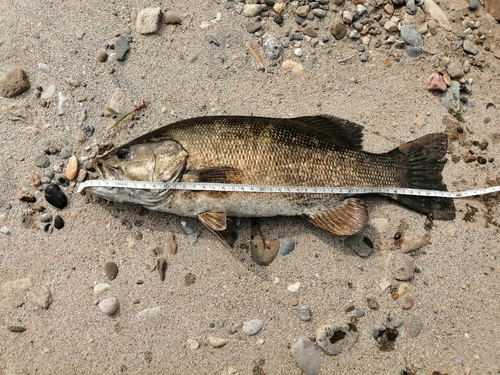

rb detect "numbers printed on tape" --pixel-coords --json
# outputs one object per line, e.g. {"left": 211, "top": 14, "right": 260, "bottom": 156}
{"left": 77, "top": 179, "right": 500, "bottom": 198}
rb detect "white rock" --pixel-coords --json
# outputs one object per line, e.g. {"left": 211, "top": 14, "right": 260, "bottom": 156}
{"left": 371, "top": 217, "right": 389, "bottom": 233}
{"left": 98, "top": 297, "right": 119, "bottom": 316}
{"left": 291, "top": 337, "right": 321, "bottom": 375}
{"left": 242, "top": 4, "right": 262, "bottom": 17}
{"left": 0, "top": 226, "right": 10, "bottom": 234}
{"left": 27, "top": 285, "right": 52, "bottom": 309}
{"left": 137, "top": 307, "right": 161, "bottom": 320}
{"left": 93, "top": 283, "right": 111, "bottom": 295}
{"left": 422, "top": 0, "right": 452, "bottom": 31}
{"left": 287, "top": 282, "right": 301, "bottom": 292}
{"left": 187, "top": 339, "right": 200, "bottom": 350}
{"left": 294, "top": 48, "right": 303, "bottom": 57}
{"left": 242, "top": 319, "right": 264, "bottom": 336}
{"left": 38, "top": 63, "right": 51, "bottom": 73}
{"left": 342, "top": 11, "right": 353, "bottom": 24}
{"left": 57, "top": 92, "right": 67, "bottom": 116}
{"left": 40, "top": 84, "right": 56, "bottom": 99}
{"left": 136, "top": 8, "right": 162, "bottom": 34}
{"left": 208, "top": 336, "right": 229, "bottom": 348}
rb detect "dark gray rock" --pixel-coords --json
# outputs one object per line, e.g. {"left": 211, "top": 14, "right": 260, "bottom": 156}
{"left": 115, "top": 37, "right": 131, "bottom": 61}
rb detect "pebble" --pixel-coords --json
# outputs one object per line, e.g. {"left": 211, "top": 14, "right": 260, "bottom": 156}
{"left": 242, "top": 319, "right": 264, "bottom": 336}
{"left": 57, "top": 92, "right": 67, "bottom": 116}
{"left": 279, "top": 237, "right": 295, "bottom": 256}
{"left": 406, "top": 0, "right": 416, "bottom": 15}
{"left": 93, "top": 283, "right": 111, "bottom": 295}
{"left": 40, "top": 84, "right": 56, "bottom": 99}
{"left": 316, "top": 323, "right": 359, "bottom": 355}
{"left": 295, "top": 305, "right": 312, "bottom": 321}
{"left": 287, "top": 282, "right": 301, "bottom": 292}
{"left": 137, "top": 307, "right": 161, "bottom": 320}
{"left": 290, "top": 337, "right": 321, "bottom": 375}
{"left": 166, "top": 232, "right": 177, "bottom": 255}
{"left": 388, "top": 311, "right": 403, "bottom": 328}
{"left": 53, "top": 215, "right": 64, "bottom": 229}
{"left": 26, "top": 285, "right": 52, "bottom": 309}
{"left": 359, "top": 51, "right": 370, "bottom": 62}
{"left": 440, "top": 81, "right": 461, "bottom": 115}
{"left": 242, "top": 4, "right": 262, "bottom": 17}
{"left": 0, "top": 68, "right": 30, "bottom": 98}
{"left": 98, "top": 297, "right": 119, "bottom": 316}
{"left": 1, "top": 226, "right": 11, "bottom": 234}
{"left": 367, "top": 297, "right": 379, "bottom": 310}
{"left": 402, "top": 296, "right": 414, "bottom": 310}
{"left": 164, "top": 11, "right": 181, "bottom": 25}
{"left": 426, "top": 73, "right": 447, "bottom": 92}
{"left": 97, "top": 51, "right": 108, "bottom": 62}
{"left": 115, "top": 36, "right": 131, "bottom": 61}
{"left": 346, "top": 233, "right": 374, "bottom": 257}
{"left": 136, "top": 8, "right": 162, "bottom": 34}
{"left": 383, "top": 21, "right": 399, "bottom": 32}
{"left": 181, "top": 225, "right": 200, "bottom": 245}
{"left": 422, "top": 0, "right": 452, "bottom": 31}
{"left": 392, "top": 282, "right": 411, "bottom": 299}
{"left": 187, "top": 338, "right": 200, "bottom": 350}
{"left": 59, "top": 149, "right": 72, "bottom": 159}
{"left": 296, "top": 5, "right": 310, "bottom": 17}
{"left": 8, "top": 325, "right": 26, "bottom": 333}
{"left": 400, "top": 24, "right": 423, "bottom": 46}
{"left": 406, "top": 47, "right": 422, "bottom": 58}
{"left": 371, "top": 218, "right": 388, "bottom": 233}
{"left": 330, "top": 23, "right": 348, "bottom": 40}
{"left": 105, "top": 261, "right": 118, "bottom": 280}
{"left": 404, "top": 315, "right": 423, "bottom": 337}
{"left": 44, "top": 184, "right": 67, "bottom": 209}
{"left": 312, "top": 9, "right": 327, "bottom": 18}
{"left": 282, "top": 60, "right": 304, "bottom": 74}
{"left": 394, "top": 259, "right": 415, "bottom": 281}
{"left": 469, "top": 0, "right": 478, "bottom": 11}
{"left": 34, "top": 154, "right": 50, "bottom": 168}
{"left": 41, "top": 213, "right": 53, "bottom": 223}
{"left": 247, "top": 21, "right": 262, "bottom": 33}
{"left": 208, "top": 336, "right": 229, "bottom": 348}
{"left": 355, "top": 4, "right": 368, "bottom": 16}
{"left": 342, "top": 10, "right": 353, "bottom": 24}
{"left": 263, "top": 36, "right": 282, "bottom": 60}
{"left": 38, "top": 63, "right": 51, "bottom": 73}
{"left": 64, "top": 155, "right": 79, "bottom": 181}
{"left": 463, "top": 39, "right": 478, "bottom": 55}
{"left": 294, "top": 48, "right": 303, "bottom": 57}
{"left": 157, "top": 257, "right": 167, "bottom": 281}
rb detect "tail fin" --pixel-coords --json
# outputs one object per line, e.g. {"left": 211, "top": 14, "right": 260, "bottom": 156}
{"left": 387, "top": 133, "right": 456, "bottom": 220}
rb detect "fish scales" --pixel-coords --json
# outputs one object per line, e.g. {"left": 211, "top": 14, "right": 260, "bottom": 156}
{"left": 87, "top": 115, "right": 455, "bottom": 246}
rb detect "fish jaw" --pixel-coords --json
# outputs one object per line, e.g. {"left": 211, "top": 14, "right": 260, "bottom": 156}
{"left": 85, "top": 185, "right": 174, "bottom": 207}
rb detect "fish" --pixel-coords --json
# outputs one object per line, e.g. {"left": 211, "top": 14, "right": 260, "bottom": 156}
{"left": 85, "top": 115, "right": 456, "bottom": 246}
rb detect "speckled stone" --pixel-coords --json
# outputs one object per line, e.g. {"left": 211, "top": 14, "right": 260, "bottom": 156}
{"left": 0, "top": 68, "right": 30, "bottom": 98}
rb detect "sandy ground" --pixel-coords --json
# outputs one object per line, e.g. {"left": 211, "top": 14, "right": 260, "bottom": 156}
{"left": 1, "top": 1, "right": 500, "bottom": 374}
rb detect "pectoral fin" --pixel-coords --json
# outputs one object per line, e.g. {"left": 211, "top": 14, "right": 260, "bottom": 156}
{"left": 198, "top": 212, "right": 238, "bottom": 248}
{"left": 305, "top": 198, "right": 368, "bottom": 236}
{"left": 197, "top": 209, "right": 227, "bottom": 231}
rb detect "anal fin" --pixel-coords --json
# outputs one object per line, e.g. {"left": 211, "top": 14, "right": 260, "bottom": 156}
{"left": 305, "top": 198, "right": 368, "bottom": 236}
{"left": 200, "top": 216, "right": 238, "bottom": 248}
{"left": 198, "top": 209, "right": 227, "bottom": 231}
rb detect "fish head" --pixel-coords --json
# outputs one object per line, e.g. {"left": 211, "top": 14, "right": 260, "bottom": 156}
{"left": 93, "top": 140, "right": 188, "bottom": 182}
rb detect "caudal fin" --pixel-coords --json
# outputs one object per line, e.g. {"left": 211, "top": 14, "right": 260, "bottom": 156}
{"left": 387, "top": 133, "right": 456, "bottom": 220}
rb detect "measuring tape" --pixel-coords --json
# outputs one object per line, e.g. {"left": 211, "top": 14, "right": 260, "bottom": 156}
{"left": 77, "top": 179, "right": 500, "bottom": 198}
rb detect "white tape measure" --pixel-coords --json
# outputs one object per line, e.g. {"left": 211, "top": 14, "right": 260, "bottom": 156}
{"left": 77, "top": 179, "right": 500, "bottom": 198}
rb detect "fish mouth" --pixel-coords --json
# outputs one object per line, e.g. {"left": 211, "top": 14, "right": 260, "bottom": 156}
{"left": 93, "top": 160, "right": 123, "bottom": 180}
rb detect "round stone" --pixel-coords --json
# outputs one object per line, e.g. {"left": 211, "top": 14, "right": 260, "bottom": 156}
{"left": 53, "top": 215, "right": 64, "bottom": 230}
{"left": 105, "top": 261, "right": 118, "bottom": 280}
{"left": 164, "top": 11, "right": 181, "bottom": 25}
{"left": 97, "top": 51, "right": 108, "bottom": 63}
{"left": 98, "top": 297, "right": 119, "bottom": 316}
{"left": 44, "top": 184, "right": 68, "bottom": 209}
{"left": 242, "top": 4, "right": 262, "bottom": 17}
{"left": 263, "top": 36, "right": 282, "bottom": 60}
{"left": 279, "top": 237, "right": 295, "bottom": 256}
{"left": 242, "top": 319, "right": 264, "bottom": 336}
{"left": 35, "top": 154, "right": 50, "bottom": 168}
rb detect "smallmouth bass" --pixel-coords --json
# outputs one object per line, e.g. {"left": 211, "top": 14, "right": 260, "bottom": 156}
{"left": 85, "top": 115, "right": 455, "bottom": 246}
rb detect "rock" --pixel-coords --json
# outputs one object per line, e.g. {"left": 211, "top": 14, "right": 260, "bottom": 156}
{"left": 313, "top": 9, "right": 327, "bottom": 18}
{"left": 27, "top": 285, "right": 52, "bottom": 309}
{"left": 295, "top": 305, "right": 312, "bottom": 321}
{"left": 105, "top": 261, "right": 118, "bottom": 280}
{"left": 296, "top": 5, "right": 310, "bottom": 17}
{"left": 40, "top": 84, "right": 56, "bottom": 99}
{"left": 279, "top": 237, "right": 295, "bottom": 256}
{"left": 166, "top": 232, "right": 177, "bottom": 255}
{"left": 263, "top": 36, "right": 282, "bottom": 60}
{"left": 186, "top": 338, "right": 200, "bottom": 350}
{"left": 316, "top": 323, "right": 359, "bottom": 355}
{"left": 97, "top": 51, "right": 108, "bottom": 62}
{"left": 242, "top": 319, "right": 264, "bottom": 336}
{"left": 98, "top": 297, "right": 119, "bottom": 316}
{"left": 366, "top": 297, "right": 379, "bottom": 310}
{"left": 38, "top": 63, "right": 51, "bottom": 73}
{"left": 247, "top": 21, "right": 262, "bottom": 33}
{"left": 406, "top": 0, "right": 416, "bottom": 15}
{"left": 402, "top": 296, "right": 414, "bottom": 310}
{"left": 137, "top": 307, "right": 161, "bottom": 320}
{"left": 53, "top": 215, "right": 64, "bottom": 229}
{"left": 157, "top": 257, "right": 167, "bottom": 281}
{"left": 273, "top": 3, "right": 284, "bottom": 13}
{"left": 35, "top": 154, "right": 50, "bottom": 168}
{"left": 355, "top": 4, "right": 368, "bottom": 16}
{"left": 463, "top": 39, "right": 478, "bottom": 55}
{"left": 136, "top": 8, "right": 162, "bottom": 34}
{"left": 392, "top": 282, "right": 411, "bottom": 299}
{"left": 242, "top": 4, "right": 262, "bottom": 17}
{"left": 302, "top": 26, "right": 317, "bottom": 38}
{"left": 164, "top": 11, "right": 181, "bottom": 25}
{"left": 290, "top": 337, "right": 321, "bottom": 375}
{"left": 371, "top": 218, "right": 388, "bottom": 233}
{"left": 330, "top": 23, "right": 348, "bottom": 40}
{"left": 115, "top": 36, "right": 131, "bottom": 61}
{"left": 394, "top": 259, "right": 415, "bottom": 281}
{"left": 41, "top": 213, "right": 53, "bottom": 223}
{"left": 282, "top": 60, "right": 303, "bottom": 74}
{"left": 8, "top": 325, "right": 26, "bottom": 333}
{"left": 0, "top": 278, "right": 33, "bottom": 309}
{"left": 64, "top": 155, "right": 78, "bottom": 181}
{"left": 0, "top": 68, "right": 30, "bottom": 98}
{"left": 400, "top": 24, "right": 423, "bottom": 46}
{"left": 44, "top": 184, "right": 67, "bottom": 209}
{"left": 0, "top": 226, "right": 11, "bottom": 234}
{"left": 388, "top": 311, "right": 403, "bottom": 328}
{"left": 287, "top": 282, "right": 301, "bottom": 292}
{"left": 440, "top": 81, "right": 461, "bottom": 115}
{"left": 423, "top": 0, "right": 452, "bottom": 31}
{"left": 208, "top": 336, "right": 229, "bottom": 348}
{"left": 469, "top": 0, "right": 479, "bottom": 11}
{"left": 342, "top": 11, "right": 353, "bottom": 24}
{"left": 406, "top": 47, "right": 422, "bottom": 58}
{"left": 384, "top": 21, "right": 399, "bottom": 33}
{"left": 404, "top": 315, "right": 423, "bottom": 337}
{"left": 426, "top": 73, "right": 447, "bottom": 92}
{"left": 346, "top": 233, "right": 374, "bottom": 257}
{"left": 250, "top": 220, "right": 279, "bottom": 266}
{"left": 384, "top": 3, "right": 395, "bottom": 15}
{"left": 93, "top": 283, "right": 111, "bottom": 295}
{"left": 294, "top": 48, "right": 303, "bottom": 57}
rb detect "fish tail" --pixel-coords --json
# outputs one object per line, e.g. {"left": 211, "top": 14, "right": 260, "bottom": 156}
{"left": 387, "top": 133, "right": 456, "bottom": 220}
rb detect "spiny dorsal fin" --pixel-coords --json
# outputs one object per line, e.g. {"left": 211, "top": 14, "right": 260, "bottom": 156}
{"left": 305, "top": 198, "right": 368, "bottom": 236}
{"left": 198, "top": 209, "right": 227, "bottom": 231}
{"left": 291, "top": 115, "right": 364, "bottom": 150}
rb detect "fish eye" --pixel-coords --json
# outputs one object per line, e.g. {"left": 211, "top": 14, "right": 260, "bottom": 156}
{"left": 117, "top": 148, "right": 129, "bottom": 159}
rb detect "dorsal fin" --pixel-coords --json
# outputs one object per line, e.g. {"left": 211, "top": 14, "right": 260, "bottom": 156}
{"left": 290, "top": 115, "right": 364, "bottom": 150}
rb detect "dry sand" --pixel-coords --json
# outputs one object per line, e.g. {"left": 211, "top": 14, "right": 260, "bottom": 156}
{"left": 1, "top": 1, "right": 499, "bottom": 374}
